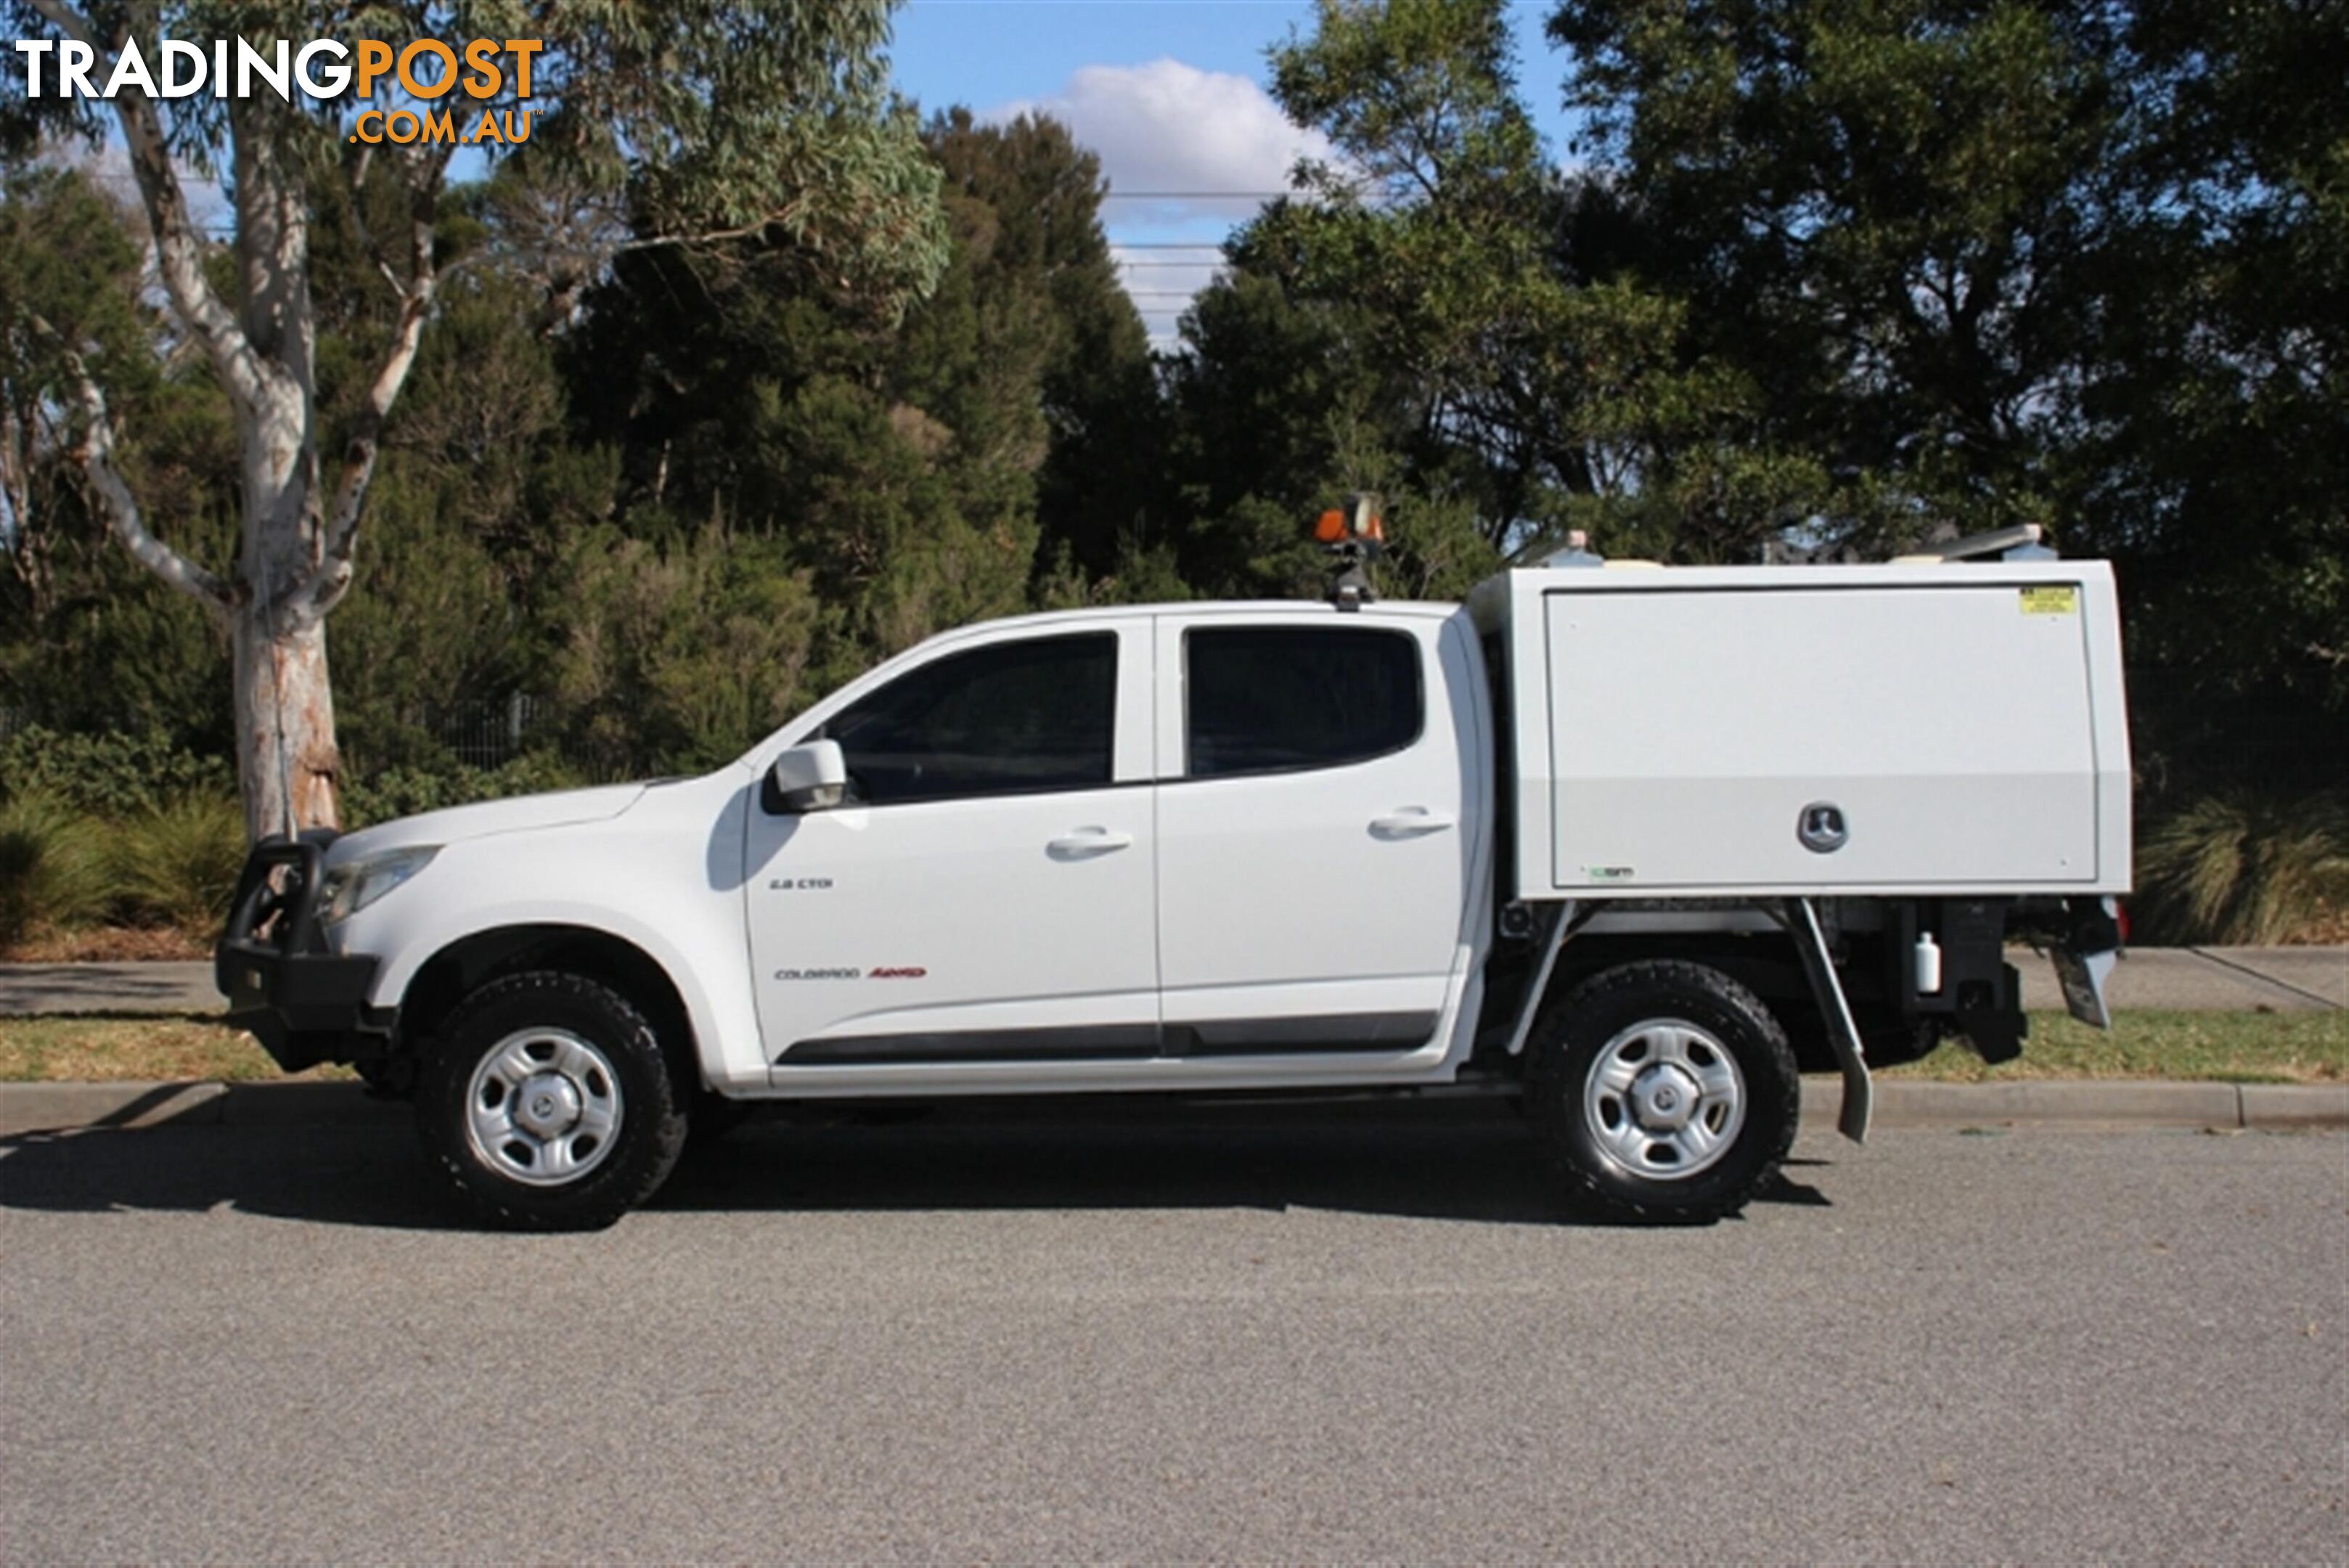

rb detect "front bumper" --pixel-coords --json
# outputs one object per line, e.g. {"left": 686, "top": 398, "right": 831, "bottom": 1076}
{"left": 216, "top": 837, "right": 394, "bottom": 1071}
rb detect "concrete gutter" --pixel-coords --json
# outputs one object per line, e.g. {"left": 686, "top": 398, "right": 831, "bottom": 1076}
{"left": 1799, "top": 1079, "right": 2348, "bottom": 1132}
{"left": 2, "top": 1078, "right": 2341, "bottom": 1140}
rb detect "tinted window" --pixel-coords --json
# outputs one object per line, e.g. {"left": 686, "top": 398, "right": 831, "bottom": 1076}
{"left": 1186, "top": 626, "right": 1422, "bottom": 777}
{"left": 822, "top": 633, "right": 1116, "bottom": 805}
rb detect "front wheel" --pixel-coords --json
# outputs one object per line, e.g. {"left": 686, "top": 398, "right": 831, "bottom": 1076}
{"left": 417, "top": 971, "right": 689, "bottom": 1230}
{"left": 1525, "top": 960, "right": 1799, "bottom": 1225}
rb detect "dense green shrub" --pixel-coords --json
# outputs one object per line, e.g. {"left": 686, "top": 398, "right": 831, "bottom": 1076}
{"left": 550, "top": 528, "right": 825, "bottom": 780}
{"left": 0, "top": 792, "right": 109, "bottom": 947}
{"left": 105, "top": 796, "right": 248, "bottom": 932}
{"left": 0, "top": 725, "right": 232, "bottom": 815}
{"left": 340, "top": 752, "right": 587, "bottom": 828}
{"left": 2137, "top": 793, "right": 2349, "bottom": 945}
{"left": 0, "top": 719, "right": 605, "bottom": 943}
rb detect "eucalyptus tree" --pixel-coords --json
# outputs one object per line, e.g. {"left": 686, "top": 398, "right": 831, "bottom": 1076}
{"left": 1547, "top": 0, "right": 2129, "bottom": 542}
{"left": 2, "top": 1, "right": 947, "bottom": 836}
{"left": 1235, "top": 0, "right": 1788, "bottom": 565}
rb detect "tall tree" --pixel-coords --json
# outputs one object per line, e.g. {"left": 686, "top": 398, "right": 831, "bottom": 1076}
{"left": 1549, "top": 0, "right": 2348, "bottom": 784}
{"left": 1547, "top": 0, "right": 2126, "bottom": 544}
{"left": 1137, "top": 0, "right": 1754, "bottom": 589}
{"left": 567, "top": 108, "right": 1153, "bottom": 696}
{"left": 923, "top": 108, "right": 1160, "bottom": 588}
{"left": 1, "top": 164, "right": 236, "bottom": 746}
{"left": 3, "top": 1, "right": 947, "bottom": 837}
{"left": 2070, "top": 0, "right": 2348, "bottom": 752}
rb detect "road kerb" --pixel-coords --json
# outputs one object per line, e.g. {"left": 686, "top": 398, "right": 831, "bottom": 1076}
{"left": 1802, "top": 1079, "right": 2248, "bottom": 1130}
{"left": 2239, "top": 1082, "right": 2349, "bottom": 1130}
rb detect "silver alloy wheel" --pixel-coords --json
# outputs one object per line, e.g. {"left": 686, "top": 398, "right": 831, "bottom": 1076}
{"left": 465, "top": 1027, "right": 624, "bottom": 1187}
{"left": 1581, "top": 1018, "right": 1746, "bottom": 1180}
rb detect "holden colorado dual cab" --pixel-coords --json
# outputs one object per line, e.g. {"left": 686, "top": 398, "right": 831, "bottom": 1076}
{"left": 218, "top": 534, "right": 2131, "bottom": 1229}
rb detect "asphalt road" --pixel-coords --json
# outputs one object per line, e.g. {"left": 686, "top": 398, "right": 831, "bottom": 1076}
{"left": 2, "top": 1103, "right": 2343, "bottom": 1562}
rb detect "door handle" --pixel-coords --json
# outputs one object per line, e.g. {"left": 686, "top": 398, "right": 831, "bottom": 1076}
{"left": 1370, "top": 809, "right": 1455, "bottom": 838}
{"left": 1047, "top": 828, "right": 1134, "bottom": 859}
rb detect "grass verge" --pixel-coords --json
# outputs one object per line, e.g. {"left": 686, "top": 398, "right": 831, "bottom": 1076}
{"left": 1881, "top": 1010, "right": 2345, "bottom": 1085}
{"left": 0, "top": 1009, "right": 2339, "bottom": 1087}
{"left": 0, "top": 1016, "right": 351, "bottom": 1083}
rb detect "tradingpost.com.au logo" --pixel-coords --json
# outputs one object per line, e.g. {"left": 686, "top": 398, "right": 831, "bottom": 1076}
{"left": 12, "top": 35, "right": 543, "bottom": 147}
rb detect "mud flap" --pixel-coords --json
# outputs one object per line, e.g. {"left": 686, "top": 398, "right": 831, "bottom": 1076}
{"left": 1784, "top": 897, "right": 1873, "bottom": 1145}
{"left": 2050, "top": 896, "right": 2123, "bottom": 1029}
{"left": 2051, "top": 945, "right": 2117, "bottom": 1029}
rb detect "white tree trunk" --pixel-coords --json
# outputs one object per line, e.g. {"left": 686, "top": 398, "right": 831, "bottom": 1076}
{"left": 233, "top": 605, "right": 342, "bottom": 841}
{"left": 36, "top": 34, "right": 445, "bottom": 844}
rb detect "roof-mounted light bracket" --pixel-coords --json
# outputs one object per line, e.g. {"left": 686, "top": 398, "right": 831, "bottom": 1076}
{"left": 1905, "top": 523, "right": 2059, "bottom": 563}
{"left": 1315, "top": 492, "right": 1386, "bottom": 611}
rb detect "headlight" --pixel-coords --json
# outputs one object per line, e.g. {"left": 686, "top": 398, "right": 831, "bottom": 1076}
{"left": 319, "top": 846, "right": 439, "bottom": 924}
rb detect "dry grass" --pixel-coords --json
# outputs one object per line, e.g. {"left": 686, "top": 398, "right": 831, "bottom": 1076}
{"left": 0, "top": 1016, "right": 351, "bottom": 1082}
{"left": 2138, "top": 792, "right": 2349, "bottom": 946}
{"left": 2292, "top": 897, "right": 2349, "bottom": 946}
{"left": 1884, "top": 1010, "right": 2347, "bottom": 1085}
{"left": 2, "top": 925, "right": 211, "bottom": 962}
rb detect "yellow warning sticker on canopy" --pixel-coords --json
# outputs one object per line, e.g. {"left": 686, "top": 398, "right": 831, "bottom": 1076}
{"left": 2019, "top": 585, "right": 2080, "bottom": 615}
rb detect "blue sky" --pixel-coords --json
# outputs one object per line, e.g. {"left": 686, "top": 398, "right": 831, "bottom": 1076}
{"left": 60, "top": 4, "right": 1582, "bottom": 347}
{"left": 889, "top": 0, "right": 1580, "bottom": 343}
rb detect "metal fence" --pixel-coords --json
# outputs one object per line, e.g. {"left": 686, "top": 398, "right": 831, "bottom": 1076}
{"left": 2126, "top": 671, "right": 2345, "bottom": 801}
{"left": 420, "top": 694, "right": 552, "bottom": 769}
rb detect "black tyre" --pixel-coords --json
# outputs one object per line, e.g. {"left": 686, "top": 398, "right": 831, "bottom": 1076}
{"left": 1525, "top": 959, "right": 1799, "bottom": 1225}
{"left": 417, "top": 971, "right": 689, "bottom": 1230}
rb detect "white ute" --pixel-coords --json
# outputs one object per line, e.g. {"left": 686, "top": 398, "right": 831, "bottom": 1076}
{"left": 218, "top": 526, "right": 2131, "bottom": 1228}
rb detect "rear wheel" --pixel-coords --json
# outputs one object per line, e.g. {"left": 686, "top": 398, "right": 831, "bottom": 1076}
{"left": 1526, "top": 959, "right": 1799, "bottom": 1224}
{"left": 417, "top": 971, "right": 688, "bottom": 1230}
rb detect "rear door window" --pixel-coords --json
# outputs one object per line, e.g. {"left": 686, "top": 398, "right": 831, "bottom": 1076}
{"left": 1185, "top": 626, "right": 1422, "bottom": 778}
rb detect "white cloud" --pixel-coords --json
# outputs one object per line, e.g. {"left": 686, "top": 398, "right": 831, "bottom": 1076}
{"left": 992, "top": 60, "right": 1331, "bottom": 345}
{"left": 992, "top": 58, "right": 1333, "bottom": 222}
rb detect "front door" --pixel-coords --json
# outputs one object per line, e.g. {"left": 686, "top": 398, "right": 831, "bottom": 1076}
{"left": 745, "top": 624, "right": 1159, "bottom": 1071}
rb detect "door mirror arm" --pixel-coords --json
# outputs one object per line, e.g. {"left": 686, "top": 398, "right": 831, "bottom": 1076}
{"left": 764, "top": 739, "right": 849, "bottom": 814}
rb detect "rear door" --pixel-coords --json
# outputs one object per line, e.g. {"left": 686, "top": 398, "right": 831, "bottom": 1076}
{"left": 1152, "top": 613, "right": 1471, "bottom": 1056}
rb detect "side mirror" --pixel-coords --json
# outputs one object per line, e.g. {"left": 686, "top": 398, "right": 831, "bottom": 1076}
{"left": 767, "top": 739, "right": 848, "bottom": 814}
